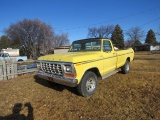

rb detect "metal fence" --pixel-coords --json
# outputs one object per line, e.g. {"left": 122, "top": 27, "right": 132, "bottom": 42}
{"left": 0, "top": 60, "right": 38, "bottom": 80}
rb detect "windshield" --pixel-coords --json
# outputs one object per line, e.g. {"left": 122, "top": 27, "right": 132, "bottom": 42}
{"left": 69, "top": 39, "right": 101, "bottom": 52}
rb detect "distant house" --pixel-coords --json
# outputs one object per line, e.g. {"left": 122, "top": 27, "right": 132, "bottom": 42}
{"left": 53, "top": 46, "right": 70, "bottom": 54}
{"left": 46, "top": 46, "right": 70, "bottom": 54}
{"left": 134, "top": 43, "right": 160, "bottom": 51}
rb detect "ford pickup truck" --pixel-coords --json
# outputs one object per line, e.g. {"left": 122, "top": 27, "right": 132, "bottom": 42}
{"left": 37, "top": 38, "right": 134, "bottom": 97}
{"left": 0, "top": 53, "right": 27, "bottom": 61}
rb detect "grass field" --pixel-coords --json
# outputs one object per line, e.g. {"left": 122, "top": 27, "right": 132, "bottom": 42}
{"left": 0, "top": 52, "right": 160, "bottom": 120}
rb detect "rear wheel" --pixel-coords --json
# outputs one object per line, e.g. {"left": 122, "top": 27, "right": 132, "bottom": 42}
{"left": 18, "top": 59, "right": 23, "bottom": 62}
{"left": 121, "top": 60, "right": 130, "bottom": 74}
{"left": 77, "top": 71, "right": 97, "bottom": 97}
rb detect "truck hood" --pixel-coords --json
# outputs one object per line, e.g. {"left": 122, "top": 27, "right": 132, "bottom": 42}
{"left": 38, "top": 52, "right": 102, "bottom": 63}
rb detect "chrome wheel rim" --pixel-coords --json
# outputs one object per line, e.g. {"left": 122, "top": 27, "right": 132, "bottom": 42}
{"left": 86, "top": 78, "right": 96, "bottom": 93}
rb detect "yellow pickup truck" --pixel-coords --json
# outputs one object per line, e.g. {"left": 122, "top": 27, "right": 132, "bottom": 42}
{"left": 37, "top": 38, "right": 134, "bottom": 97}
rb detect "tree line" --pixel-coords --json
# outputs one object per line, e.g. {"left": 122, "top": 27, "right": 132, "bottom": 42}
{"left": 0, "top": 19, "right": 159, "bottom": 58}
{"left": 88, "top": 25, "right": 159, "bottom": 49}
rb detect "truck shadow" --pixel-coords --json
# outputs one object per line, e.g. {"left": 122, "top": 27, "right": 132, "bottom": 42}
{"left": 34, "top": 75, "right": 80, "bottom": 96}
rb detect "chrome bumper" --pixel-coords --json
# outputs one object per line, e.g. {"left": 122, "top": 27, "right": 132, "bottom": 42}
{"left": 37, "top": 71, "right": 78, "bottom": 87}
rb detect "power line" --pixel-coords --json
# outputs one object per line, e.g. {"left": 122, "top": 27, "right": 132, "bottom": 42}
{"left": 56, "top": 6, "right": 160, "bottom": 31}
{"left": 122, "top": 17, "right": 160, "bottom": 32}
{"left": 140, "top": 17, "right": 160, "bottom": 27}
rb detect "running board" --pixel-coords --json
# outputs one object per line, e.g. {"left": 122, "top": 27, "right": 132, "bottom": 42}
{"left": 102, "top": 69, "right": 120, "bottom": 80}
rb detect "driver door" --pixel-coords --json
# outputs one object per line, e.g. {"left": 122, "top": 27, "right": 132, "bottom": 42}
{"left": 102, "top": 40, "right": 117, "bottom": 74}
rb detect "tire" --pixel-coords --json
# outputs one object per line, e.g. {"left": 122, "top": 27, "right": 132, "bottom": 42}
{"left": 121, "top": 60, "right": 130, "bottom": 74}
{"left": 77, "top": 71, "right": 98, "bottom": 97}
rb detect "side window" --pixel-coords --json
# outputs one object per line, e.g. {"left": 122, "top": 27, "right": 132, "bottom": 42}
{"left": 103, "top": 41, "right": 112, "bottom": 51}
{"left": 73, "top": 43, "right": 81, "bottom": 50}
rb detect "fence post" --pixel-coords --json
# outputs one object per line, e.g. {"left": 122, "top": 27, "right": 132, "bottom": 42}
{"left": 0, "top": 61, "right": 3, "bottom": 80}
{"left": 2, "top": 61, "right": 7, "bottom": 80}
{"left": 14, "top": 63, "right": 17, "bottom": 78}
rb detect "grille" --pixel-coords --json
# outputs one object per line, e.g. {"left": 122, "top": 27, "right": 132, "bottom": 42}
{"left": 41, "top": 62, "right": 63, "bottom": 75}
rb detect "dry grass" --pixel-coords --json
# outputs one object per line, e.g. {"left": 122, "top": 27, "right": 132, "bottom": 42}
{"left": 0, "top": 52, "right": 160, "bottom": 120}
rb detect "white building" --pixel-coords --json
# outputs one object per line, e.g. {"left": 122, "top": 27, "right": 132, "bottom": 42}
{"left": 1, "top": 48, "right": 19, "bottom": 56}
{"left": 135, "top": 43, "right": 160, "bottom": 51}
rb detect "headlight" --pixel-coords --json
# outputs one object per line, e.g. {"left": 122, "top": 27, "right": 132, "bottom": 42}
{"left": 66, "top": 65, "right": 72, "bottom": 72}
{"left": 63, "top": 64, "right": 72, "bottom": 73}
{"left": 63, "top": 64, "right": 76, "bottom": 78}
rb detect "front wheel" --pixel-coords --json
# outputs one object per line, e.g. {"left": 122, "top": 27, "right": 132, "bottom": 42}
{"left": 77, "top": 71, "right": 97, "bottom": 97}
{"left": 121, "top": 60, "right": 130, "bottom": 74}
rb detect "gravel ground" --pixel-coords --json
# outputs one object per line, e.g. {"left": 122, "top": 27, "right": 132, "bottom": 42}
{"left": 0, "top": 52, "right": 160, "bottom": 120}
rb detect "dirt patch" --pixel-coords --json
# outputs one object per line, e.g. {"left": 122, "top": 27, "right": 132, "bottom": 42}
{"left": 0, "top": 52, "right": 160, "bottom": 119}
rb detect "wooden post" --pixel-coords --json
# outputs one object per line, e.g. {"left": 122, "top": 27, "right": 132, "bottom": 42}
{"left": 7, "top": 64, "right": 10, "bottom": 79}
{"left": 0, "top": 62, "right": 3, "bottom": 80}
{"left": 14, "top": 63, "right": 17, "bottom": 78}
{"left": 2, "top": 61, "right": 7, "bottom": 80}
{"left": 11, "top": 64, "right": 14, "bottom": 79}
{"left": 6, "top": 60, "right": 18, "bottom": 79}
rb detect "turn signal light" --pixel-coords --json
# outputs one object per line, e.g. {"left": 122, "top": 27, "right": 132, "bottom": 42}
{"left": 64, "top": 73, "right": 76, "bottom": 78}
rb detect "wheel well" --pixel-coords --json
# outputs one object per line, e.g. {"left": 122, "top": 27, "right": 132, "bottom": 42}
{"left": 18, "top": 59, "right": 23, "bottom": 61}
{"left": 86, "top": 68, "right": 102, "bottom": 80}
{"left": 127, "top": 57, "right": 130, "bottom": 62}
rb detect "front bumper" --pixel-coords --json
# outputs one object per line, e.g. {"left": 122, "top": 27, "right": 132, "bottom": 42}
{"left": 37, "top": 71, "right": 78, "bottom": 87}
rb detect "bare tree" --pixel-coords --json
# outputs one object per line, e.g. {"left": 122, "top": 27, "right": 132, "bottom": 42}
{"left": 88, "top": 27, "right": 99, "bottom": 38}
{"left": 124, "top": 39, "right": 142, "bottom": 49}
{"left": 5, "top": 19, "right": 54, "bottom": 58}
{"left": 40, "top": 23, "right": 55, "bottom": 55}
{"left": 88, "top": 25, "right": 115, "bottom": 38}
{"left": 126, "top": 26, "right": 145, "bottom": 42}
{"left": 125, "top": 26, "right": 144, "bottom": 48}
{"left": 53, "top": 33, "right": 70, "bottom": 47}
{"left": 124, "top": 40, "right": 134, "bottom": 48}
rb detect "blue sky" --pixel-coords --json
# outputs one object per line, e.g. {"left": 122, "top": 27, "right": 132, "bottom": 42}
{"left": 0, "top": 0, "right": 160, "bottom": 43}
